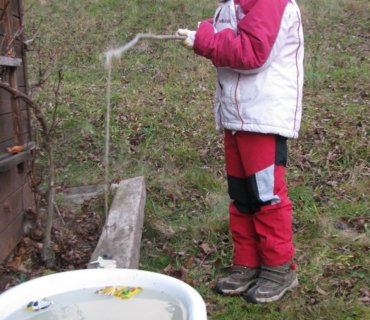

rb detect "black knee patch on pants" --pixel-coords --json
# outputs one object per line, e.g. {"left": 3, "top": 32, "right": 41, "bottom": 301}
{"left": 227, "top": 175, "right": 271, "bottom": 214}
{"left": 275, "top": 135, "right": 287, "bottom": 167}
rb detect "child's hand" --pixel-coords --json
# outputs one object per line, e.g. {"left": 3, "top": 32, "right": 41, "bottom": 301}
{"left": 176, "top": 29, "right": 196, "bottom": 49}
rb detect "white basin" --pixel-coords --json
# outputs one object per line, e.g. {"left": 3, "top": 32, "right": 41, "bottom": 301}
{"left": 0, "top": 269, "right": 207, "bottom": 320}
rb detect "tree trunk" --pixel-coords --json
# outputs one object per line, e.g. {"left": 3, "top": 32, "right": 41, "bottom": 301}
{"left": 41, "top": 140, "right": 55, "bottom": 267}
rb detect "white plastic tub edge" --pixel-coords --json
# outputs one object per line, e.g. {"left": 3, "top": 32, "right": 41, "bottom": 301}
{"left": 0, "top": 269, "right": 207, "bottom": 320}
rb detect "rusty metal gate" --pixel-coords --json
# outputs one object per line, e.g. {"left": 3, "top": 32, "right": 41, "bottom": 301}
{"left": 0, "top": 0, "right": 34, "bottom": 263}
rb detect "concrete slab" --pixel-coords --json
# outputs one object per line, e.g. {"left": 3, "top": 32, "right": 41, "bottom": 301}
{"left": 89, "top": 176, "right": 146, "bottom": 269}
{"left": 60, "top": 185, "right": 105, "bottom": 205}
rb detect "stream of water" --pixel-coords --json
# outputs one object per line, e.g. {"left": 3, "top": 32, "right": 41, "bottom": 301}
{"left": 102, "top": 34, "right": 184, "bottom": 217}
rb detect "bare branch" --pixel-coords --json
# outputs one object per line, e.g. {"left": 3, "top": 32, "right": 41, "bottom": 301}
{"left": 6, "top": 26, "right": 24, "bottom": 53}
{"left": 23, "top": 20, "right": 42, "bottom": 49}
{"left": 104, "top": 33, "right": 185, "bottom": 68}
{"left": 48, "top": 69, "right": 63, "bottom": 135}
{"left": 29, "top": 67, "right": 52, "bottom": 96}
{"left": 0, "top": 81, "right": 48, "bottom": 134}
{"left": 24, "top": 29, "right": 40, "bottom": 48}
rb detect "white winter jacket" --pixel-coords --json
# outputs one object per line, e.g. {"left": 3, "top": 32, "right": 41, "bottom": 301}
{"left": 194, "top": 0, "right": 304, "bottom": 138}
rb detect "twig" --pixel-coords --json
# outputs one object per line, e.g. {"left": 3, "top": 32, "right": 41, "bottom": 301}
{"left": 30, "top": 67, "right": 51, "bottom": 96}
{"left": 104, "top": 33, "right": 185, "bottom": 68}
{"left": 24, "top": 29, "right": 40, "bottom": 47}
{"left": 6, "top": 26, "right": 24, "bottom": 52}
{"left": 49, "top": 69, "right": 63, "bottom": 135}
{"left": 53, "top": 200, "right": 65, "bottom": 225}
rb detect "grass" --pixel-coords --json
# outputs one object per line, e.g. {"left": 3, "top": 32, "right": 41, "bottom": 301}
{"left": 25, "top": 0, "right": 370, "bottom": 318}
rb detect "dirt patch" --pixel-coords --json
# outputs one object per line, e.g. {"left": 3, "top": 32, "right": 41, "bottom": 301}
{"left": 335, "top": 216, "right": 369, "bottom": 233}
{"left": 0, "top": 202, "right": 104, "bottom": 294}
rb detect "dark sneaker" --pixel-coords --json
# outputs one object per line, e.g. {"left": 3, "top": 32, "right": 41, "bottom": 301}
{"left": 244, "top": 263, "right": 298, "bottom": 303}
{"left": 214, "top": 265, "right": 259, "bottom": 295}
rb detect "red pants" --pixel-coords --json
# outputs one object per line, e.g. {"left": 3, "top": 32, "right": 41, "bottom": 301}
{"left": 224, "top": 130, "right": 294, "bottom": 267}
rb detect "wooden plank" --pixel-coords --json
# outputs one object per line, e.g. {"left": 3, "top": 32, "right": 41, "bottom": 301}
{"left": 0, "top": 132, "right": 29, "bottom": 154}
{"left": 0, "top": 149, "right": 31, "bottom": 172}
{"left": 0, "top": 113, "right": 16, "bottom": 142}
{"left": 0, "top": 210, "right": 24, "bottom": 263}
{"left": 0, "top": 1, "right": 30, "bottom": 264}
{"left": 16, "top": 88, "right": 28, "bottom": 112}
{"left": 0, "top": 35, "right": 23, "bottom": 58}
{"left": 16, "top": 64, "right": 25, "bottom": 87}
{"left": 0, "top": 88, "right": 12, "bottom": 114}
{"left": 10, "top": 11, "right": 21, "bottom": 39}
{"left": 0, "top": 88, "right": 28, "bottom": 115}
{"left": 17, "top": 84, "right": 26, "bottom": 95}
{"left": 0, "top": 164, "right": 29, "bottom": 203}
{"left": 11, "top": 0, "right": 21, "bottom": 18}
{"left": 0, "top": 1, "right": 21, "bottom": 17}
{"left": 18, "top": 0, "right": 28, "bottom": 97}
{"left": 0, "top": 142, "right": 34, "bottom": 160}
{"left": 0, "top": 6, "right": 22, "bottom": 56}
{"left": 0, "top": 56, "right": 22, "bottom": 66}
{"left": 0, "top": 183, "right": 32, "bottom": 234}
{"left": 0, "top": 109, "right": 29, "bottom": 144}
{"left": 1, "top": 3, "right": 13, "bottom": 57}
{"left": 9, "top": 65, "right": 24, "bottom": 145}
{"left": 0, "top": 4, "right": 21, "bottom": 24}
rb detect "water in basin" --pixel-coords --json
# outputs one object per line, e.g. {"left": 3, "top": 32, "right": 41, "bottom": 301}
{"left": 6, "top": 287, "right": 186, "bottom": 320}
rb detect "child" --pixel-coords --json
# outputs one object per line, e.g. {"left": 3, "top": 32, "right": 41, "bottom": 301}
{"left": 177, "top": 0, "right": 304, "bottom": 303}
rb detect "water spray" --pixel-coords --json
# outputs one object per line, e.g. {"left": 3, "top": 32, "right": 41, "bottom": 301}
{"left": 103, "top": 33, "right": 186, "bottom": 218}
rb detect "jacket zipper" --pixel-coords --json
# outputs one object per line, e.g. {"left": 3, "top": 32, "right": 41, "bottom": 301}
{"left": 234, "top": 74, "right": 244, "bottom": 130}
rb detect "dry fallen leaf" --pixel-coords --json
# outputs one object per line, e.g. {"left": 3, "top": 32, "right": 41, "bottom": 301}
{"left": 185, "top": 255, "right": 195, "bottom": 269}
{"left": 359, "top": 296, "right": 370, "bottom": 304}
{"left": 6, "top": 256, "right": 22, "bottom": 270}
{"left": 199, "top": 242, "right": 216, "bottom": 255}
{"left": 316, "top": 285, "right": 328, "bottom": 296}
{"left": 6, "top": 145, "right": 24, "bottom": 154}
{"left": 163, "top": 264, "right": 173, "bottom": 275}
{"left": 360, "top": 288, "right": 370, "bottom": 297}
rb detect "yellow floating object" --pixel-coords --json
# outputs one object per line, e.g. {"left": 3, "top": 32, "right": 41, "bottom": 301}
{"left": 96, "top": 286, "right": 142, "bottom": 299}
{"left": 115, "top": 287, "right": 142, "bottom": 299}
{"left": 95, "top": 286, "right": 118, "bottom": 296}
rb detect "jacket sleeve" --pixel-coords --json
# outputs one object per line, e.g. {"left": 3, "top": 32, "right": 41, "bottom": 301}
{"left": 193, "top": 0, "right": 289, "bottom": 70}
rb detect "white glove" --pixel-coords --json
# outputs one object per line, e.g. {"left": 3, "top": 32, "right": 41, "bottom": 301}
{"left": 176, "top": 28, "right": 196, "bottom": 49}
{"left": 90, "top": 256, "right": 117, "bottom": 269}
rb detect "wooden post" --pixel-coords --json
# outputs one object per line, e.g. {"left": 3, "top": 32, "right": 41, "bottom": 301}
{"left": 1, "top": 0, "right": 23, "bottom": 146}
{"left": 0, "top": 0, "right": 34, "bottom": 264}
